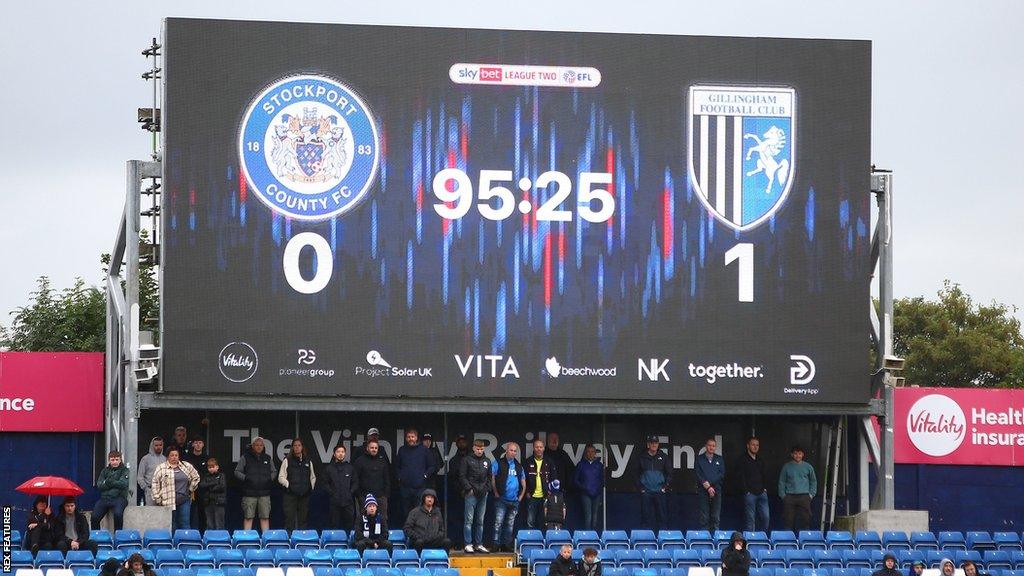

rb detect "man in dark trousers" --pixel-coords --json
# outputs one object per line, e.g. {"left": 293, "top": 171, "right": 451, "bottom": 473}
{"left": 544, "top": 432, "right": 575, "bottom": 493}
{"left": 422, "top": 433, "right": 445, "bottom": 492}
{"left": 694, "top": 437, "right": 724, "bottom": 531}
{"left": 778, "top": 445, "right": 817, "bottom": 531}
{"left": 396, "top": 428, "right": 436, "bottom": 522}
{"left": 634, "top": 435, "right": 672, "bottom": 531}
{"left": 324, "top": 444, "right": 357, "bottom": 530}
{"left": 524, "top": 438, "right": 552, "bottom": 529}
{"left": 352, "top": 494, "right": 392, "bottom": 553}
{"left": 182, "top": 437, "right": 209, "bottom": 531}
{"left": 404, "top": 488, "right": 450, "bottom": 552}
{"left": 354, "top": 439, "right": 391, "bottom": 524}
{"left": 459, "top": 439, "right": 492, "bottom": 553}
{"left": 735, "top": 436, "right": 769, "bottom": 531}
{"left": 93, "top": 450, "right": 130, "bottom": 530}
{"left": 53, "top": 497, "right": 98, "bottom": 555}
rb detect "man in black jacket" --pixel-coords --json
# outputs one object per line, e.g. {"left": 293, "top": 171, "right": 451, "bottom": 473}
{"left": 53, "top": 497, "right": 98, "bottom": 555}
{"left": 633, "top": 435, "right": 672, "bottom": 531}
{"left": 354, "top": 439, "right": 391, "bottom": 524}
{"left": 459, "top": 439, "right": 492, "bottom": 553}
{"left": 234, "top": 436, "right": 276, "bottom": 532}
{"left": 544, "top": 432, "right": 575, "bottom": 493}
{"left": 199, "top": 458, "right": 227, "bottom": 530}
{"left": 26, "top": 496, "right": 54, "bottom": 555}
{"left": 182, "top": 437, "right": 209, "bottom": 531}
{"left": 550, "top": 544, "right": 578, "bottom": 576}
{"left": 872, "top": 553, "right": 902, "bottom": 576}
{"left": 404, "top": 488, "right": 450, "bottom": 552}
{"left": 735, "top": 436, "right": 769, "bottom": 531}
{"left": 324, "top": 444, "right": 357, "bottom": 530}
{"left": 721, "top": 532, "right": 751, "bottom": 576}
{"left": 524, "top": 438, "right": 552, "bottom": 529}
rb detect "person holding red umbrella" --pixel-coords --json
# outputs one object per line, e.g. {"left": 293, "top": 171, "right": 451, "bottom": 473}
{"left": 53, "top": 497, "right": 98, "bottom": 555}
{"left": 26, "top": 496, "right": 55, "bottom": 555}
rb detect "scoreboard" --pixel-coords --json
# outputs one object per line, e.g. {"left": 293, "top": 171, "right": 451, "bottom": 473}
{"left": 161, "top": 19, "right": 871, "bottom": 403}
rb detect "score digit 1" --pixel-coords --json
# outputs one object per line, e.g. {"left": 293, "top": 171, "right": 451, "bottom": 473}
{"left": 725, "top": 243, "right": 754, "bottom": 303}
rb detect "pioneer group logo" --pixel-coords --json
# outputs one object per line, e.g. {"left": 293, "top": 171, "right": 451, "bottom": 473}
{"left": 906, "top": 393, "right": 967, "bottom": 457}
{"left": 239, "top": 74, "right": 380, "bottom": 220}
{"left": 218, "top": 342, "right": 258, "bottom": 383}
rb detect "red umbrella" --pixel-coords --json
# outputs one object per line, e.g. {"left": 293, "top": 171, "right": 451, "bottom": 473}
{"left": 16, "top": 476, "right": 85, "bottom": 497}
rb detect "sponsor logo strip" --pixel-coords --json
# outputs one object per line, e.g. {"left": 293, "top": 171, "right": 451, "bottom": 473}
{"left": 450, "top": 63, "right": 601, "bottom": 88}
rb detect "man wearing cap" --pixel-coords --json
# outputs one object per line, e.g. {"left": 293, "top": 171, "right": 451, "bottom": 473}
{"left": 396, "top": 428, "right": 436, "bottom": 522}
{"left": 778, "top": 444, "right": 817, "bottom": 532}
{"left": 633, "top": 435, "right": 672, "bottom": 531}
{"left": 352, "top": 494, "right": 392, "bottom": 553}
{"left": 422, "top": 432, "right": 445, "bottom": 492}
{"left": 459, "top": 438, "right": 492, "bottom": 553}
{"left": 352, "top": 427, "right": 391, "bottom": 464}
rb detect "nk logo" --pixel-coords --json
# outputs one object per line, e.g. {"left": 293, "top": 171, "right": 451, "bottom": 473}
{"left": 688, "top": 85, "right": 796, "bottom": 231}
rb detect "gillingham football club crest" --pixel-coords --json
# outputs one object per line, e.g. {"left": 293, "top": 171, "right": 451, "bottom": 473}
{"left": 688, "top": 85, "right": 796, "bottom": 231}
{"left": 239, "top": 74, "right": 380, "bottom": 220}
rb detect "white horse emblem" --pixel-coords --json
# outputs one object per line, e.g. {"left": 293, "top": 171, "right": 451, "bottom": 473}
{"left": 744, "top": 126, "right": 790, "bottom": 194}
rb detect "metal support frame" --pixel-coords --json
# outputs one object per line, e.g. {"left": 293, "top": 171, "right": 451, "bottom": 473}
{"left": 105, "top": 159, "right": 160, "bottom": 502}
{"left": 860, "top": 169, "right": 896, "bottom": 511}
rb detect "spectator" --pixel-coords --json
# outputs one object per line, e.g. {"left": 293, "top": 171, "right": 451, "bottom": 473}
{"left": 939, "top": 559, "right": 955, "bottom": 576}
{"left": 448, "top": 434, "right": 469, "bottom": 490}
{"left": 491, "top": 441, "right": 525, "bottom": 553}
{"left": 324, "top": 444, "right": 357, "bottom": 531}
{"left": 577, "top": 548, "right": 602, "bottom": 576}
{"left": 279, "top": 437, "right": 317, "bottom": 531}
{"left": 524, "top": 438, "right": 551, "bottom": 529}
{"left": 99, "top": 557, "right": 121, "bottom": 576}
{"left": 908, "top": 560, "right": 925, "bottom": 576}
{"left": 199, "top": 458, "right": 227, "bottom": 530}
{"left": 404, "top": 488, "right": 451, "bottom": 552}
{"left": 26, "top": 496, "right": 54, "bottom": 555}
{"left": 550, "top": 544, "right": 578, "bottom": 576}
{"left": 53, "top": 497, "right": 98, "bottom": 555}
{"left": 459, "top": 438, "right": 492, "bottom": 553}
{"left": 422, "top": 433, "right": 444, "bottom": 491}
{"left": 152, "top": 446, "right": 201, "bottom": 530}
{"left": 352, "top": 427, "right": 391, "bottom": 464}
{"left": 137, "top": 437, "right": 166, "bottom": 505}
{"left": 354, "top": 439, "right": 391, "bottom": 524}
{"left": 961, "top": 561, "right": 987, "bottom": 576}
{"left": 234, "top": 436, "right": 276, "bottom": 532}
{"left": 634, "top": 435, "right": 671, "bottom": 531}
{"left": 183, "top": 436, "right": 209, "bottom": 531}
{"left": 544, "top": 480, "right": 567, "bottom": 530}
{"left": 544, "top": 432, "right": 575, "bottom": 492}
{"left": 736, "top": 436, "right": 769, "bottom": 531}
{"left": 396, "top": 428, "right": 436, "bottom": 521}
{"left": 167, "top": 426, "right": 190, "bottom": 455}
{"left": 695, "top": 437, "right": 724, "bottom": 531}
{"left": 721, "top": 532, "right": 751, "bottom": 576}
{"left": 116, "top": 552, "right": 156, "bottom": 576}
{"left": 574, "top": 444, "right": 604, "bottom": 531}
{"left": 352, "top": 494, "right": 391, "bottom": 553}
{"left": 778, "top": 444, "right": 816, "bottom": 532}
{"left": 873, "top": 553, "right": 902, "bottom": 576}
{"left": 93, "top": 450, "right": 130, "bottom": 530}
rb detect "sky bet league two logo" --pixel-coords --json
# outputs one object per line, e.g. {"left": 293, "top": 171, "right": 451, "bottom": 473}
{"left": 689, "top": 86, "right": 796, "bottom": 231}
{"left": 239, "top": 74, "right": 380, "bottom": 220}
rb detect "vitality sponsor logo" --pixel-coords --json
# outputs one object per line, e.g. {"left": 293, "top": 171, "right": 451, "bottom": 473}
{"left": 455, "top": 355, "right": 520, "bottom": 379}
{"left": 687, "top": 362, "right": 765, "bottom": 384}
{"left": 218, "top": 342, "right": 258, "bottom": 383}
{"left": 450, "top": 63, "right": 601, "bottom": 88}
{"left": 238, "top": 74, "right": 380, "bottom": 220}
{"left": 544, "top": 357, "right": 617, "bottom": 378}
{"left": 907, "top": 394, "right": 966, "bottom": 457}
{"left": 355, "top": 350, "right": 432, "bottom": 378}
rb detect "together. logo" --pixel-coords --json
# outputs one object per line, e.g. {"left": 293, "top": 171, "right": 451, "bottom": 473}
{"left": 218, "top": 342, "right": 258, "bottom": 383}
{"left": 906, "top": 393, "right": 966, "bottom": 457}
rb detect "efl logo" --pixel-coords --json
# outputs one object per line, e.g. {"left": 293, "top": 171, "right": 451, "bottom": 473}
{"left": 480, "top": 67, "right": 503, "bottom": 82}
{"left": 906, "top": 393, "right": 966, "bottom": 457}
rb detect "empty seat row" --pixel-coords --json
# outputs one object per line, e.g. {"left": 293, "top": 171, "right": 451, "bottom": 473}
{"left": 76, "top": 529, "right": 408, "bottom": 551}
{"left": 10, "top": 549, "right": 450, "bottom": 570}
{"left": 13, "top": 568, "right": 462, "bottom": 576}
{"left": 533, "top": 569, "right": 1024, "bottom": 576}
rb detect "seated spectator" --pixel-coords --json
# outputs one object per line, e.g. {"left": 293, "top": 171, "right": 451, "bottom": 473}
{"left": 543, "top": 480, "right": 566, "bottom": 530}
{"left": 550, "top": 544, "right": 578, "bottom": 576}
{"left": 99, "top": 557, "right": 122, "bottom": 576}
{"left": 873, "top": 554, "right": 901, "bottom": 576}
{"left": 961, "top": 560, "right": 987, "bottom": 576}
{"left": 908, "top": 560, "right": 925, "bottom": 576}
{"left": 939, "top": 559, "right": 956, "bottom": 576}
{"left": 404, "top": 488, "right": 450, "bottom": 551}
{"left": 93, "top": 450, "right": 130, "bottom": 530}
{"left": 116, "top": 552, "right": 157, "bottom": 576}
{"left": 577, "top": 548, "right": 602, "bottom": 576}
{"left": 353, "top": 494, "right": 392, "bottom": 553}
{"left": 52, "top": 497, "right": 98, "bottom": 555}
{"left": 26, "top": 496, "right": 55, "bottom": 555}
{"left": 721, "top": 532, "right": 751, "bottom": 576}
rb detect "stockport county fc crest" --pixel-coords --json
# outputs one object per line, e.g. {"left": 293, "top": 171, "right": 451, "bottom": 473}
{"left": 239, "top": 74, "right": 380, "bottom": 220}
{"left": 688, "top": 85, "right": 796, "bottom": 231}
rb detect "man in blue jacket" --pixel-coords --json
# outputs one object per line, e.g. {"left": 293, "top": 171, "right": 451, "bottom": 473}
{"left": 694, "top": 437, "right": 724, "bottom": 531}
{"left": 396, "top": 428, "right": 436, "bottom": 523}
{"left": 573, "top": 444, "right": 604, "bottom": 531}
{"left": 633, "top": 435, "right": 672, "bottom": 531}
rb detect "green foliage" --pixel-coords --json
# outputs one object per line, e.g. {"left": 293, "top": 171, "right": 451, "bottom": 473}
{"left": 0, "top": 276, "right": 106, "bottom": 352}
{"left": 893, "top": 281, "right": 1024, "bottom": 388}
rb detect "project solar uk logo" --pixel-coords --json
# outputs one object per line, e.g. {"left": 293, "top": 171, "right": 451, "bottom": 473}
{"left": 688, "top": 85, "right": 796, "bottom": 231}
{"left": 239, "top": 74, "right": 380, "bottom": 220}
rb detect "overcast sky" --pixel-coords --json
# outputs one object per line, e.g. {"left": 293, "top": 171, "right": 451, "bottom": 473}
{"left": 1, "top": 1, "right": 1022, "bottom": 327}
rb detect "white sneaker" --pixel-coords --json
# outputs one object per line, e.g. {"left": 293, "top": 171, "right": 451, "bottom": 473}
{"left": 475, "top": 545, "right": 490, "bottom": 553}
{"left": 464, "top": 544, "right": 475, "bottom": 553}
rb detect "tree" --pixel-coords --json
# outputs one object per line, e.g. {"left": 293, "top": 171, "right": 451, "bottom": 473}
{"left": 892, "top": 281, "right": 1024, "bottom": 388}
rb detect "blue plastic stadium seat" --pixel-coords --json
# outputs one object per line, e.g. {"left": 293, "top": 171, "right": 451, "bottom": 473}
{"left": 186, "top": 550, "right": 216, "bottom": 569}
{"left": 303, "top": 549, "right": 334, "bottom": 568}
{"left": 786, "top": 550, "right": 814, "bottom": 569}
{"left": 419, "top": 549, "right": 448, "bottom": 569}
{"left": 882, "top": 532, "right": 910, "bottom": 552}
{"left": 202, "top": 530, "right": 231, "bottom": 550}
{"left": 634, "top": 568, "right": 658, "bottom": 576}
{"left": 433, "top": 569, "right": 460, "bottom": 576}
{"left": 686, "top": 531, "right": 714, "bottom": 551}
{"left": 575, "top": 531, "right": 602, "bottom": 550}
{"left": 939, "top": 532, "right": 967, "bottom": 552}
{"left": 813, "top": 550, "right": 844, "bottom": 568}
{"left": 275, "top": 549, "right": 305, "bottom": 568}
{"left": 402, "top": 569, "right": 430, "bottom": 576}
{"left": 174, "top": 530, "right": 203, "bottom": 551}
{"left": 156, "top": 549, "right": 187, "bottom": 569}
{"left": 517, "top": 530, "right": 545, "bottom": 559}
{"left": 671, "top": 550, "right": 701, "bottom": 568}
{"left": 798, "top": 532, "right": 826, "bottom": 552}
{"left": 145, "top": 528, "right": 174, "bottom": 550}
{"left": 603, "top": 531, "right": 632, "bottom": 551}
{"left": 376, "top": 567, "right": 404, "bottom": 576}
{"left": 232, "top": 531, "right": 262, "bottom": 550}
{"left": 825, "top": 533, "right": 854, "bottom": 551}
{"left": 896, "top": 550, "right": 925, "bottom": 569}
{"left": 334, "top": 549, "right": 363, "bottom": 570}
{"left": 389, "top": 530, "right": 408, "bottom": 551}
{"left": 290, "top": 529, "right": 321, "bottom": 550}
{"left": 776, "top": 568, "right": 804, "bottom": 576}
{"left": 214, "top": 549, "right": 245, "bottom": 568}
{"left": 163, "top": 569, "right": 197, "bottom": 576}
{"left": 115, "top": 529, "right": 143, "bottom": 550}
{"left": 700, "top": 549, "right": 722, "bottom": 568}
{"left": 853, "top": 532, "right": 881, "bottom": 552}
{"left": 658, "top": 531, "right": 686, "bottom": 551}
{"left": 66, "top": 550, "right": 96, "bottom": 569}
{"left": 1010, "top": 551, "right": 1024, "bottom": 569}
{"left": 604, "top": 568, "right": 631, "bottom": 576}
{"left": 994, "top": 534, "right": 1023, "bottom": 552}
{"left": 90, "top": 530, "right": 114, "bottom": 551}
{"left": 750, "top": 569, "right": 775, "bottom": 576}
{"left": 321, "top": 530, "right": 350, "bottom": 550}
{"left": 841, "top": 550, "right": 872, "bottom": 569}
{"left": 802, "top": 569, "right": 830, "bottom": 576}
{"left": 76, "top": 569, "right": 102, "bottom": 576}
{"left": 97, "top": 550, "right": 128, "bottom": 564}
{"left": 11, "top": 549, "right": 35, "bottom": 570}
{"left": 660, "top": 568, "right": 690, "bottom": 576}
{"left": 986, "top": 551, "right": 1014, "bottom": 571}
{"left": 262, "top": 529, "right": 291, "bottom": 550}
{"left": 243, "top": 549, "right": 275, "bottom": 568}
{"left": 772, "top": 532, "right": 799, "bottom": 551}
{"left": 759, "top": 551, "right": 788, "bottom": 568}
{"left": 362, "top": 549, "right": 392, "bottom": 569}
{"left": 616, "top": 550, "right": 645, "bottom": 568}
{"left": 35, "top": 549, "right": 66, "bottom": 569}
{"left": 644, "top": 549, "right": 673, "bottom": 568}
{"left": 969, "top": 533, "right": 997, "bottom": 552}
{"left": 714, "top": 531, "right": 734, "bottom": 551}
{"left": 545, "top": 530, "right": 573, "bottom": 550}
{"left": 924, "top": 551, "right": 945, "bottom": 568}
{"left": 833, "top": 569, "right": 861, "bottom": 576}
{"left": 745, "top": 533, "right": 771, "bottom": 553}
{"left": 391, "top": 550, "right": 420, "bottom": 569}
{"left": 224, "top": 569, "right": 256, "bottom": 576}
{"left": 195, "top": 569, "right": 226, "bottom": 576}
{"left": 911, "top": 532, "right": 939, "bottom": 552}
{"left": 954, "top": 550, "right": 983, "bottom": 567}
{"left": 632, "top": 530, "right": 659, "bottom": 551}
{"left": 529, "top": 550, "right": 557, "bottom": 573}
{"left": 345, "top": 569, "right": 375, "bottom": 576}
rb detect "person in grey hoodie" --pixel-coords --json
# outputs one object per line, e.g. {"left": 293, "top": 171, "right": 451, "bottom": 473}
{"left": 939, "top": 559, "right": 956, "bottom": 576}
{"left": 136, "top": 437, "right": 166, "bottom": 505}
